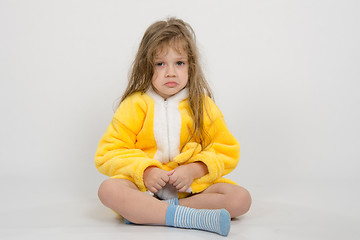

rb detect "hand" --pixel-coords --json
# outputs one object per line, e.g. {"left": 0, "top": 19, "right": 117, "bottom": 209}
{"left": 168, "top": 162, "right": 208, "bottom": 192}
{"left": 143, "top": 167, "right": 174, "bottom": 194}
{"left": 168, "top": 165, "right": 195, "bottom": 192}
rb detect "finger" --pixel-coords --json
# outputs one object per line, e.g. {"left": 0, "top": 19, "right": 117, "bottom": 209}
{"left": 161, "top": 174, "right": 170, "bottom": 183}
{"left": 172, "top": 178, "right": 182, "bottom": 187}
{"left": 178, "top": 186, "right": 188, "bottom": 192}
{"left": 168, "top": 175, "right": 177, "bottom": 185}
{"left": 154, "top": 183, "right": 163, "bottom": 190}
{"left": 159, "top": 180, "right": 167, "bottom": 187}
{"left": 148, "top": 182, "right": 163, "bottom": 192}
{"left": 167, "top": 170, "right": 175, "bottom": 176}
{"left": 170, "top": 177, "right": 181, "bottom": 186}
{"left": 149, "top": 186, "right": 158, "bottom": 193}
{"left": 168, "top": 177, "right": 173, "bottom": 185}
{"left": 173, "top": 182, "right": 182, "bottom": 189}
{"left": 175, "top": 183, "right": 185, "bottom": 191}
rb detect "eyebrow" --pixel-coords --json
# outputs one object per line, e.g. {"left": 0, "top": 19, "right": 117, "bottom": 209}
{"left": 154, "top": 57, "right": 188, "bottom": 61}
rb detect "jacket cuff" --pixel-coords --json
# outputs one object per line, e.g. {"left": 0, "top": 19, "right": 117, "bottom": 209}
{"left": 133, "top": 159, "right": 163, "bottom": 192}
{"left": 187, "top": 151, "right": 223, "bottom": 185}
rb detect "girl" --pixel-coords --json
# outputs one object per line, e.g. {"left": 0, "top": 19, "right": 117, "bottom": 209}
{"left": 95, "top": 18, "right": 251, "bottom": 236}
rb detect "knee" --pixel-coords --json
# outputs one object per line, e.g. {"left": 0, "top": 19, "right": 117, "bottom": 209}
{"left": 228, "top": 186, "right": 252, "bottom": 218}
{"left": 98, "top": 179, "right": 122, "bottom": 208}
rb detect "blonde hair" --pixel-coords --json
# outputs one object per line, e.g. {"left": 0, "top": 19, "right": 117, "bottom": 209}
{"left": 121, "top": 17, "right": 213, "bottom": 148}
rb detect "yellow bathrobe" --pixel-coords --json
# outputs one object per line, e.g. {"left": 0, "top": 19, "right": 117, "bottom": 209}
{"left": 95, "top": 87, "right": 240, "bottom": 197}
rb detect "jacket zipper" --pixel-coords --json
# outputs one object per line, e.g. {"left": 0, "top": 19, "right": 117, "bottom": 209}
{"left": 164, "top": 100, "right": 171, "bottom": 161}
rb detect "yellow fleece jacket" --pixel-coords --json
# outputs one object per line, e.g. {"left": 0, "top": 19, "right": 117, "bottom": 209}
{"left": 94, "top": 88, "right": 240, "bottom": 196}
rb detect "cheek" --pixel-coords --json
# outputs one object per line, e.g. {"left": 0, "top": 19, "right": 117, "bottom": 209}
{"left": 185, "top": 67, "right": 189, "bottom": 77}
{"left": 182, "top": 70, "right": 189, "bottom": 80}
{"left": 151, "top": 72, "right": 158, "bottom": 83}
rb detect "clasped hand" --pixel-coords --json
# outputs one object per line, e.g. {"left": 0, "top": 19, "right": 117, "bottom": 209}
{"left": 143, "top": 165, "right": 195, "bottom": 194}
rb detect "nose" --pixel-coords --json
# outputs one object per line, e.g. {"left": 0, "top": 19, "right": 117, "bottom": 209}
{"left": 165, "top": 65, "right": 176, "bottom": 78}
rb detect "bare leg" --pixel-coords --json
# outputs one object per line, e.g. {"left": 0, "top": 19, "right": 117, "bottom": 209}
{"left": 179, "top": 183, "right": 252, "bottom": 218}
{"left": 98, "top": 178, "right": 168, "bottom": 225}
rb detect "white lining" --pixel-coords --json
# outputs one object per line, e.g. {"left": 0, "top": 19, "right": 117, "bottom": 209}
{"left": 147, "top": 87, "right": 192, "bottom": 196}
{"left": 146, "top": 87, "right": 188, "bottom": 164}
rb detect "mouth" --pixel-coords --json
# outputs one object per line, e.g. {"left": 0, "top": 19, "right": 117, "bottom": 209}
{"left": 165, "top": 82, "right": 178, "bottom": 87}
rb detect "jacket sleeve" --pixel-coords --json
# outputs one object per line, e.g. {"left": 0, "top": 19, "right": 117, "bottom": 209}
{"left": 94, "top": 95, "right": 162, "bottom": 192}
{"left": 185, "top": 98, "right": 240, "bottom": 187}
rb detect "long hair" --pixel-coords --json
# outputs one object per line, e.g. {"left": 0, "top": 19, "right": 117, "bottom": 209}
{"left": 121, "top": 17, "right": 213, "bottom": 148}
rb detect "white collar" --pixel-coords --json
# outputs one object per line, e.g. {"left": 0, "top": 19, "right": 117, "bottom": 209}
{"left": 146, "top": 87, "right": 189, "bottom": 104}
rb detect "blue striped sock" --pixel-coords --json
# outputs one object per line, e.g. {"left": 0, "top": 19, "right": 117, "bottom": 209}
{"left": 165, "top": 204, "right": 231, "bottom": 236}
{"left": 124, "top": 198, "right": 179, "bottom": 224}
{"left": 165, "top": 198, "right": 179, "bottom": 205}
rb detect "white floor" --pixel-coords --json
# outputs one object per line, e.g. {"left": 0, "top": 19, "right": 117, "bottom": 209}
{"left": 1, "top": 177, "right": 359, "bottom": 240}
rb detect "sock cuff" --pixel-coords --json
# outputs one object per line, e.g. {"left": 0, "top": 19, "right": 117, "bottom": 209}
{"left": 163, "top": 198, "right": 178, "bottom": 205}
{"left": 173, "top": 198, "right": 179, "bottom": 205}
{"left": 165, "top": 204, "right": 177, "bottom": 226}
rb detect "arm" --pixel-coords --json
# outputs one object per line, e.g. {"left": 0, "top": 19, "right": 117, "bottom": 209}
{"left": 173, "top": 98, "right": 240, "bottom": 192}
{"left": 94, "top": 95, "right": 163, "bottom": 192}
{"left": 187, "top": 116, "right": 240, "bottom": 185}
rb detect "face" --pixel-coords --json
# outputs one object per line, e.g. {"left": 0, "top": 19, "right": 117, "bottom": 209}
{"left": 151, "top": 46, "right": 189, "bottom": 99}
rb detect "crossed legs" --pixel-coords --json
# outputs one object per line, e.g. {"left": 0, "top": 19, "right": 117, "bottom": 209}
{"left": 98, "top": 178, "right": 251, "bottom": 224}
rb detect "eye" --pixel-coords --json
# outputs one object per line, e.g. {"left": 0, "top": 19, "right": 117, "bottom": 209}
{"left": 176, "top": 61, "right": 185, "bottom": 66}
{"left": 155, "top": 62, "right": 164, "bottom": 67}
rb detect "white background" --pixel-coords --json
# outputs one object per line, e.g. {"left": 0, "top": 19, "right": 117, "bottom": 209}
{"left": 1, "top": 0, "right": 359, "bottom": 239}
